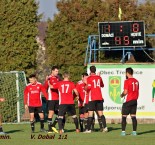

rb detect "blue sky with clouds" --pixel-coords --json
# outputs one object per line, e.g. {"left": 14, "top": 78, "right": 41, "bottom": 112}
{"left": 37, "top": 0, "right": 145, "bottom": 20}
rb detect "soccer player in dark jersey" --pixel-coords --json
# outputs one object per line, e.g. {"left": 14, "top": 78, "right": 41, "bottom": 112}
{"left": 44, "top": 66, "right": 60, "bottom": 133}
{"left": 120, "top": 67, "right": 139, "bottom": 136}
{"left": 49, "top": 72, "right": 80, "bottom": 134}
{"left": 84, "top": 66, "right": 107, "bottom": 133}
{"left": 24, "top": 74, "right": 48, "bottom": 133}
{"left": 0, "top": 97, "right": 5, "bottom": 135}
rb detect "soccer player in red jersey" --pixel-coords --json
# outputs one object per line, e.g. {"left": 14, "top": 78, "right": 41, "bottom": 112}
{"left": 24, "top": 74, "right": 48, "bottom": 133}
{"left": 49, "top": 72, "right": 80, "bottom": 134}
{"left": 76, "top": 73, "right": 89, "bottom": 132}
{"left": 120, "top": 67, "right": 139, "bottom": 136}
{"left": 44, "top": 66, "right": 60, "bottom": 133}
{"left": 0, "top": 97, "right": 6, "bottom": 135}
{"left": 84, "top": 65, "right": 107, "bottom": 133}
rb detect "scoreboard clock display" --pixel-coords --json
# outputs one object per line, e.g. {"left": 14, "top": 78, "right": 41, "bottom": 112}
{"left": 98, "top": 21, "right": 146, "bottom": 48}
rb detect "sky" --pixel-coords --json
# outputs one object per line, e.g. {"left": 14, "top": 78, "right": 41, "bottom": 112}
{"left": 37, "top": 0, "right": 145, "bottom": 21}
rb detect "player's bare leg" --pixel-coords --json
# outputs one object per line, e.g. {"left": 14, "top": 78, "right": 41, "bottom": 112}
{"left": 97, "top": 111, "right": 108, "bottom": 132}
{"left": 130, "top": 114, "right": 137, "bottom": 136}
{"left": 30, "top": 113, "right": 35, "bottom": 133}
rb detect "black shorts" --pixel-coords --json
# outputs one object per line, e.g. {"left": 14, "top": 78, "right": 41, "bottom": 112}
{"left": 47, "top": 100, "right": 59, "bottom": 114}
{"left": 58, "top": 104, "right": 76, "bottom": 116}
{"left": 122, "top": 100, "right": 137, "bottom": 115}
{"left": 84, "top": 104, "right": 89, "bottom": 113}
{"left": 88, "top": 100, "right": 103, "bottom": 111}
{"left": 28, "top": 106, "right": 43, "bottom": 113}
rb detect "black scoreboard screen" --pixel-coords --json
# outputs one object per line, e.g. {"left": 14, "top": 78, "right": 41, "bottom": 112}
{"left": 98, "top": 21, "right": 146, "bottom": 48}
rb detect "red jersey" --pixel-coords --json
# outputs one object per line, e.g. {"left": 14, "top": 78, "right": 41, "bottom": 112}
{"left": 53, "top": 81, "right": 76, "bottom": 105}
{"left": 24, "top": 82, "right": 48, "bottom": 107}
{"left": 76, "top": 80, "right": 88, "bottom": 107}
{"left": 87, "top": 74, "right": 104, "bottom": 101}
{"left": 124, "top": 78, "right": 139, "bottom": 103}
{"left": 44, "top": 75, "right": 59, "bottom": 100}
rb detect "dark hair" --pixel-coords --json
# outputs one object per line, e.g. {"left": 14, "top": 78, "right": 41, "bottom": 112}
{"left": 29, "top": 74, "right": 36, "bottom": 78}
{"left": 52, "top": 66, "right": 59, "bottom": 71}
{"left": 126, "top": 67, "right": 133, "bottom": 75}
{"left": 90, "top": 65, "right": 96, "bottom": 73}
{"left": 63, "top": 72, "right": 70, "bottom": 78}
{"left": 82, "top": 72, "right": 88, "bottom": 77}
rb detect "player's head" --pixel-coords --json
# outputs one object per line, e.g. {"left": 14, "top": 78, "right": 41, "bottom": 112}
{"left": 126, "top": 67, "right": 133, "bottom": 79}
{"left": 90, "top": 65, "right": 96, "bottom": 73}
{"left": 63, "top": 72, "right": 70, "bottom": 80}
{"left": 28, "top": 74, "right": 37, "bottom": 84}
{"left": 51, "top": 66, "right": 59, "bottom": 76}
{"left": 82, "top": 72, "right": 88, "bottom": 81}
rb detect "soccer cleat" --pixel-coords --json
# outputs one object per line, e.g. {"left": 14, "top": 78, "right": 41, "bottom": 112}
{"left": 52, "top": 127, "right": 58, "bottom": 133}
{"left": 48, "top": 130, "right": 53, "bottom": 134}
{"left": 83, "top": 130, "right": 91, "bottom": 133}
{"left": 40, "top": 128, "right": 47, "bottom": 133}
{"left": 121, "top": 131, "right": 126, "bottom": 136}
{"left": 0, "top": 132, "right": 7, "bottom": 135}
{"left": 131, "top": 131, "right": 137, "bottom": 136}
{"left": 102, "top": 127, "right": 108, "bottom": 133}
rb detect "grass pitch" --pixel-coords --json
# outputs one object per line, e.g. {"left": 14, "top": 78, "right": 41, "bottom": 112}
{"left": 0, "top": 123, "right": 155, "bottom": 145}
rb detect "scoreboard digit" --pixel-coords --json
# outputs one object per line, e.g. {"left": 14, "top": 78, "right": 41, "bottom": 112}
{"left": 98, "top": 21, "right": 146, "bottom": 48}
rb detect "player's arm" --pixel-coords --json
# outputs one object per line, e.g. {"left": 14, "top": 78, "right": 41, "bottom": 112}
{"left": 100, "top": 77, "right": 104, "bottom": 88}
{"left": 44, "top": 76, "right": 49, "bottom": 90}
{"left": 0, "top": 97, "right": 5, "bottom": 102}
{"left": 24, "top": 87, "right": 28, "bottom": 110}
{"left": 84, "top": 77, "right": 91, "bottom": 91}
{"left": 120, "top": 80, "right": 128, "bottom": 98}
{"left": 73, "top": 88, "right": 79, "bottom": 101}
{"left": 120, "top": 89, "right": 128, "bottom": 98}
{"left": 41, "top": 85, "right": 48, "bottom": 100}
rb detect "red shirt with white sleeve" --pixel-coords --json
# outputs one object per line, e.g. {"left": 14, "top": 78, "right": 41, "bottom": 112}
{"left": 124, "top": 78, "right": 139, "bottom": 103}
{"left": 24, "top": 82, "right": 48, "bottom": 107}
{"left": 53, "top": 81, "right": 76, "bottom": 105}
{"left": 44, "top": 75, "right": 59, "bottom": 100}
{"left": 87, "top": 74, "right": 104, "bottom": 101}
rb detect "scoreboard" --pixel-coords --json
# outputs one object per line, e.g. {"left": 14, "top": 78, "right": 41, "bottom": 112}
{"left": 98, "top": 21, "right": 146, "bottom": 48}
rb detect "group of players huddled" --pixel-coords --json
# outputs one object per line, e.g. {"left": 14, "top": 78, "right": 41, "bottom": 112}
{"left": 22, "top": 65, "right": 139, "bottom": 136}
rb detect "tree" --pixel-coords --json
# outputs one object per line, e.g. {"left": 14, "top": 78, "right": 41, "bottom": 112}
{"left": 0, "top": 0, "right": 40, "bottom": 75}
{"left": 45, "top": 0, "right": 155, "bottom": 82}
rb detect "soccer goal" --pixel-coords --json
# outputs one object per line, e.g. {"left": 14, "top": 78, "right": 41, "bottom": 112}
{"left": 0, "top": 71, "right": 27, "bottom": 123}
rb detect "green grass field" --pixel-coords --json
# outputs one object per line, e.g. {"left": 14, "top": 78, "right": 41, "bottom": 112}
{"left": 0, "top": 123, "right": 155, "bottom": 145}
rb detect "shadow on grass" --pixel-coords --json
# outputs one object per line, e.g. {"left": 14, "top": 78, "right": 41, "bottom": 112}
{"left": 107, "top": 127, "right": 121, "bottom": 132}
{"left": 138, "top": 130, "right": 155, "bottom": 135}
{"left": 6, "top": 130, "right": 24, "bottom": 134}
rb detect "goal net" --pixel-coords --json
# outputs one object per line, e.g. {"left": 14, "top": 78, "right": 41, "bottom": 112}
{"left": 0, "top": 71, "right": 27, "bottom": 123}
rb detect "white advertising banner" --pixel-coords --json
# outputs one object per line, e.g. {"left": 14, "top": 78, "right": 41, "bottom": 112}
{"left": 87, "top": 64, "right": 155, "bottom": 119}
